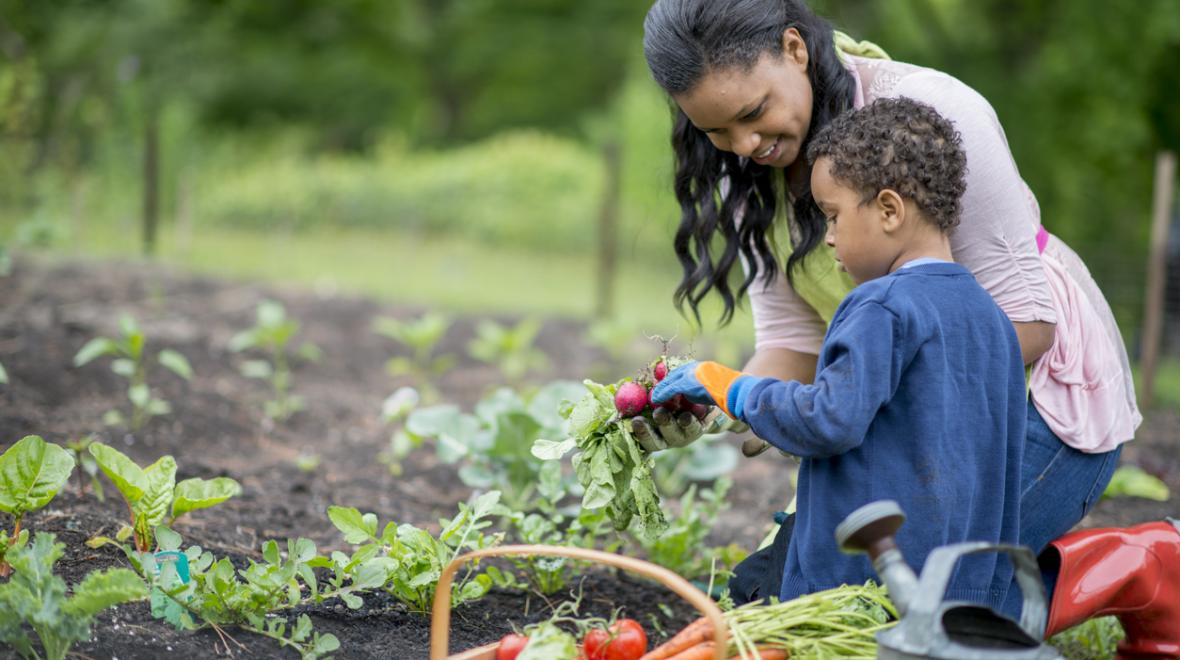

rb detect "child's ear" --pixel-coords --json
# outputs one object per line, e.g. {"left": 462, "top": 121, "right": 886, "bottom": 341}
{"left": 875, "top": 189, "right": 905, "bottom": 233}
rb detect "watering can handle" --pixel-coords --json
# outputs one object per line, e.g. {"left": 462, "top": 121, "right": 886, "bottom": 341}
{"left": 905, "top": 541, "right": 1048, "bottom": 640}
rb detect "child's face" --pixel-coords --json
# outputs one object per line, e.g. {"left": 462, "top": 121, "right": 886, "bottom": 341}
{"left": 811, "top": 157, "right": 897, "bottom": 284}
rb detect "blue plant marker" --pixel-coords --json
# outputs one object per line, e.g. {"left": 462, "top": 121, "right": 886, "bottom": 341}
{"left": 154, "top": 550, "right": 190, "bottom": 584}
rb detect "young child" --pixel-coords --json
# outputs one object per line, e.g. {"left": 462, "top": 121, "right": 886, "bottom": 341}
{"left": 652, "top": 97, "right": 1027, "bottom": 617}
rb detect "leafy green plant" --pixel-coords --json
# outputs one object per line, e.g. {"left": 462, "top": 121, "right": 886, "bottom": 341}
{"left": 87, "top": 442, "right": 241, "bottom": 552}
{"left": 123, "top": 527, "right": 353, "bottom": 659}
{"left": 328, "top": 490, "right": 505, "bottom": 613}
{"left": 497, "top": 461, "right": 618, "bottom": 595}
{"left": 467, "top": 318, "right": 549, "bottom": 387}
{"left": 0, "top": 436, "right": 75, "bottom": 577}
{"left": 406, "top": 381, "right": 584, "bottom": 511}
{"left": 378, "top": 386, "right": 423, "bottom": 476}
{"left": 0, "top": 532, "right": 146, "bottom": 660}
{"left": 73, "top": 314, "right": 193, "bottom": 430}
{"left": 63, "top": 436, "right": 103, "bottom": 500}
{"left": 1102, "top": 465, "right": 1170, "bottom": 501}
{"left": 372, "top": 313, "right": 455, "bottom": 402}
{"left": 229, "top": 300, "right": 321, "bottom": 421}
{"left": 1048, "top": 616, "right": 1124, "bottom": 658}
{"left": 632, "top": 478, "right": 746, "bottom": 583}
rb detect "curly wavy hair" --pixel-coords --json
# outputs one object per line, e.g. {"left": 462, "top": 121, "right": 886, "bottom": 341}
{"left": 806, "top": 97, "right": 968, "bottom": 230}
{"left": 643, "top": 0, "right": 856, "bottom": 325}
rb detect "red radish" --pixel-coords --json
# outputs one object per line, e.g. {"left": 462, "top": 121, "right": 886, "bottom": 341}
{"left": 614, "top": 382, "right": 650, "bottom": 417}
{"left": 653, "top": 361, "right": 668, "bottom": 382}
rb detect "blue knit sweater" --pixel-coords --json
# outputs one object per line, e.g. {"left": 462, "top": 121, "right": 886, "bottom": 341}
{"left": 742, "top": 262, "right": 1026, "bottom": 614}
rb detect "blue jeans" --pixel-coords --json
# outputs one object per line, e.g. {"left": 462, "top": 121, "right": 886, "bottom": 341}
{"left": 1002, "top": 398, "right": 1123, "bottom": 616}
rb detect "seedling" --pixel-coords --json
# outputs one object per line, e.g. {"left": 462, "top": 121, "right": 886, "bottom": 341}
{"left": 467, "top": 318, "right": 549, "bottom": 388}
{"left": 87, "top": 442, "right": 241, "bottom": 552}
{"left": 64, "top": 435, "right": 104, "bottom": 500}
{"left": 73, "top": 314, "right": 193, "bottom": 431}
{"left": 114, "top": 527, "right": 350, "bottom": 659}
{"left": 229, "top": 300, "right": 320, "bottom": 421}
{"left": 0, "top": 533, "right": 146, "bottom": 660}
{"left": 372, "top": 312, "right": 455, "bottom": 402}
{"left": 327, "top": 490, "right": 505, "bottom": 613}
{"left": 378, "top": 386, "right": 422, "bottom": 476}
{"left": 406, "top": 381, "right": 584, "bottom": 512}
{"left": 0, "top": 435, "right": 75, "bottom": 577}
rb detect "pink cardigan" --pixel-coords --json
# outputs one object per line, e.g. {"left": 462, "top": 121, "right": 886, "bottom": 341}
{"left": 746, "top": 55, "right": 1140, "bottom": 452}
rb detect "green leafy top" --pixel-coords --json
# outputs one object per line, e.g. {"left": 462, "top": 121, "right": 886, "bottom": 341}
{"left": 0, "top": 435, "right": 75, "bottom": 518}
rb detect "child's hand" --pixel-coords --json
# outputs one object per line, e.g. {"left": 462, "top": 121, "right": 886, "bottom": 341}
{"left": 652, "top": 361, "right": 765, "bottom": 420}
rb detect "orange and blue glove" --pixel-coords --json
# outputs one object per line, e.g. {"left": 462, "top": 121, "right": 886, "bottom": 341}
{"left": 650, "top": 361, "right": 767, "bottom": 422}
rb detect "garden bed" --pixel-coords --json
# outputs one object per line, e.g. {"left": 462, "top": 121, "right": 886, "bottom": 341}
{"left": 1, "top": 255, "right": 1176, "bottom": 659}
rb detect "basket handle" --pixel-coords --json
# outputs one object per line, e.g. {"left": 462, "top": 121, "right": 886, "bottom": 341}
{"left": 430, "top": 544, "right": 729, "bottom": 660}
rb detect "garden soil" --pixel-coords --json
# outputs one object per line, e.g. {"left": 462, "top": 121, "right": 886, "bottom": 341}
{"left": 1, "top": 255, "right": 1177, "bottom": 659}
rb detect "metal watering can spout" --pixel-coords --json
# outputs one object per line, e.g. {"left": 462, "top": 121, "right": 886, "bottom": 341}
{"left": 835, "top": 500, "right": 1063, "bottom": 660}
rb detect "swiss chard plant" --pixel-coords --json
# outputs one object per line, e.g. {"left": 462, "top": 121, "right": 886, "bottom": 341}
{"left": 73, "top": 314, "right": 193, "bottom": 431}
{"left": 229, "top": 300, "right": 321, "bottom": 421}
{"left": 328, "top": 490, "right": 505, "bottom": 613}
{"left": 87, "top": 442, "right": 241, "bottom": 552}
{"left": 128, "top": 526, "right": 365, "bottom": 660}
{"left": 406, "top": 381, "right": 584, "bottom": 511}
{"left": 0, "top": 435, "right": 75, "bottom": 577}
{"left": 372, "top": 313, "right": 455, "bottom": 402}
{"left": 64, "top": 435, "right": 103, "bottom": 500}
{"left": 467, "top": 318, "right": 549, "bottom": 388}
{"left": 0, "top": 532, "right": 146, "bottom": 660}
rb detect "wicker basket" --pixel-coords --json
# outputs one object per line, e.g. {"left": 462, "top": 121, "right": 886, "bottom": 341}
{"left": 430, "top": 544, "right": 729, "bottom": 660}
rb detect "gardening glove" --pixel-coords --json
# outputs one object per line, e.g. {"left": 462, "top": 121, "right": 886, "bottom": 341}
{"left": 630, "top": 406, "right": 749, "bottom": 452}
{"left": 651, "top": 361, "right": 766, "bottom": 425}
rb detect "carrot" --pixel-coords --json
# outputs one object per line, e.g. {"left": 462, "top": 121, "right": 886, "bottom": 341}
{"left": 728, "top": 649, "right": 787, "bottom": 660}
{"left": 664, "top": 641, "right": 716, "bottom": 659}
{"left": 641, "top": 617, "right": 714, "bottom": 659}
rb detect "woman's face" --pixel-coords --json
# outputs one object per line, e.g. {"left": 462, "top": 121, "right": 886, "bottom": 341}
{"left": 673, "top": 28, "right": 813, "bottom": 169}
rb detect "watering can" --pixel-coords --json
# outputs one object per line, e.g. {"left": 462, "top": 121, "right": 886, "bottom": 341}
{"left": 835, "top": 500, "right": 1063, "bottom": 660}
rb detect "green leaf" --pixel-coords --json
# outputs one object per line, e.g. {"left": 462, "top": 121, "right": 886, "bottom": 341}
{"left": 111, "top": 359, "right": 137, "bottom": 377}
{"left": 139, "top": 456, "right": 178, "bottom": 529}
{"left": 73, "top": 337, "right": 118, "bottom": 367}
{"left": 157, "top": 350, "right": 193, "bottom": 380}
{"left": 531, "top": 438, "right": 575, "bottom": 461}
{"left": 64, "top": 568, "right": 147, "bottom": 618}
{"left": 128, "top": 384, "right": 150, "bottom": 409}
{"left": 171, "top": 478, "right": 241, "bottom": 519}
{"left": 327, "top": 506, "right": 379, "bottom": 544}
{"left": 89, "top": 443, "right": 147, "bottom": 503}
{"left": 0, "top": 436, "right": 76, "bottom": 516}
{"left": 240, "top": 360, "right": 273, "bottom": 379}
{"left": 1103, "top": 465, "right": 1170, "bottom": 501}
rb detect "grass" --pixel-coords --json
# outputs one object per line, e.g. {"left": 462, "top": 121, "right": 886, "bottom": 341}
{"left": 8, "top": 214, "right": 756, "bottom": 355}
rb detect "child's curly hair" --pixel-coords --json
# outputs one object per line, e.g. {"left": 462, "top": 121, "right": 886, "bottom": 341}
{"left": 806, "top": 97, "right": 967, "bottom": 230}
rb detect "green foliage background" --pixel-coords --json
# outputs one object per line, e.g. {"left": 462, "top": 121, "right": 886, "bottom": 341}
{"left": 1, "top": 0, "right": 1178, "bottom": 338}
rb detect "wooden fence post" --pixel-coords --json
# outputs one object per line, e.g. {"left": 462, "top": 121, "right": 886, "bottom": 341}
{"left": 1140, "top": 150, "right": 1177, "bottom": 408}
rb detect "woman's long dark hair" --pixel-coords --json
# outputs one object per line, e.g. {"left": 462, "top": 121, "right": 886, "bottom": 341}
{"left": 643, "top": 0, "right": 856, "bottom": 325}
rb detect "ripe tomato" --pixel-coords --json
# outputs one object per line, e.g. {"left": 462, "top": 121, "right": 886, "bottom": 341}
{"left": 582, "top": 619, "right": 647, "bottom": 660}
{"left": 496, "top": 633, "right": 529, "bottom": 660}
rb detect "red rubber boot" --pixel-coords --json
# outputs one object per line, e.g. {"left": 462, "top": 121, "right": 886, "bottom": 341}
{"left": 1043, "top": 519, "right": 1180, "bottom": 658}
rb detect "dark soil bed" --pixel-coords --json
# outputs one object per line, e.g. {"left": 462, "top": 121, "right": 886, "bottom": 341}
{"left": 1, "top": 255, "right": 1177, "bottom": 658}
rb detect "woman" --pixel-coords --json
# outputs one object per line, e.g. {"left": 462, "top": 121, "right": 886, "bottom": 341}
{"left": 641, "top": 0, "right": 1176, "bottom": 649}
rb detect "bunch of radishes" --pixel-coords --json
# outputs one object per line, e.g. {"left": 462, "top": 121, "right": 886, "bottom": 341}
{"left": 612, "top": 358, "right": 709, "bottom": 422}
